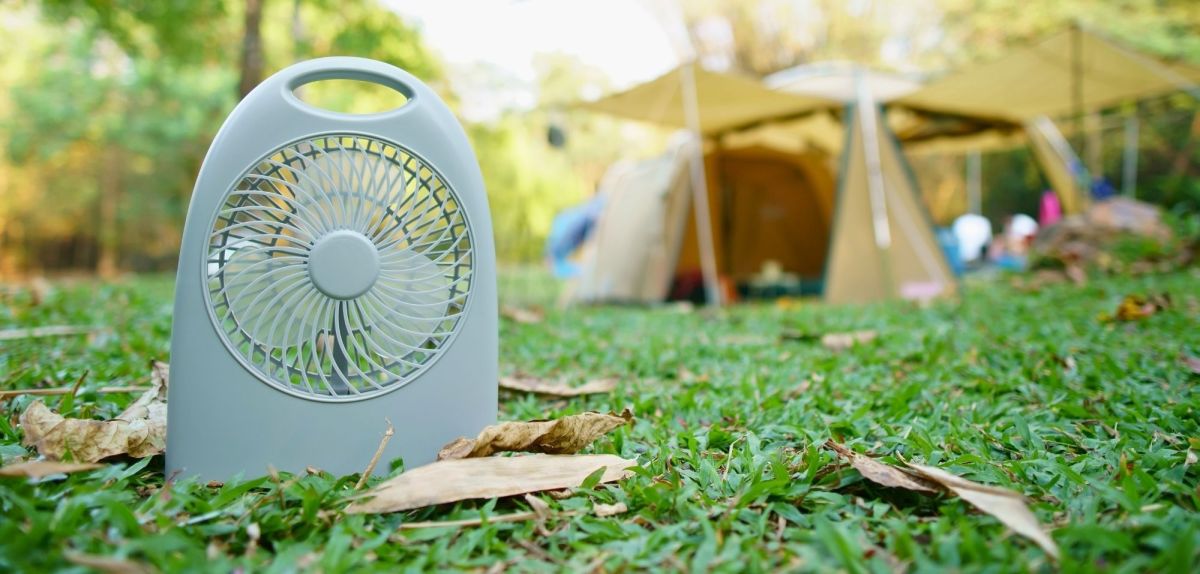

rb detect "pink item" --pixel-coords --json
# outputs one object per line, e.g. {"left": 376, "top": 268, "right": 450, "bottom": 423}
{"left": 1039, "top": 190, "right": 1063, "bottom": 227}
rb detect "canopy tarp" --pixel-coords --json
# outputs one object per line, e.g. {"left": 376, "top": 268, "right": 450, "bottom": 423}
{"left": 897, "top": 26, "right": 1200, "bottom": 121}
{"left": 578, "top": 64, "right": 837, "bottom": 135}
{"left": 766, "top": 63, "right": 923, "bottom": 103}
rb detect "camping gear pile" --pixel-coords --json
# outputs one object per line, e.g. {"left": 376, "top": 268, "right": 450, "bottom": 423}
{"left": 1031, "top": 196, "right": 1186, "bottom": 276}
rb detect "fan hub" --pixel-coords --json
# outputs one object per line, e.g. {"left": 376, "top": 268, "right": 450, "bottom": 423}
{"left": 307, "top": 230, "right": 380, "bottom": 300}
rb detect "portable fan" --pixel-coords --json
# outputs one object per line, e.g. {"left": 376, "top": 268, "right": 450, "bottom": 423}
{"left": 167, "top": 58, "right": 497, "bottom": 479}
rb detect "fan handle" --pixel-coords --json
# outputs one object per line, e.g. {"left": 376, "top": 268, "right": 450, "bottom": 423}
{"left": 276, "top": 57, "right": 423, "bottom": 121}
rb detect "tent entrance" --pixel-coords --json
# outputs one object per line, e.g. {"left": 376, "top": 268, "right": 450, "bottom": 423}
{"left": 674, "top": 146, "right": 836, "bottom": 301}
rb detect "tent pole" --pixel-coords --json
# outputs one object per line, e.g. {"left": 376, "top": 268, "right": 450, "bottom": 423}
{"left": 680, "top": 62, "right": 723, "bottom": 307}
{"left": 1072, "top": 20, "right": 1084, "bottom": 155}
{"left": 1122, "top": 110, "right": 1139, "bottom": 197}
{"left": 966, "top": 150, "right": 982, "bottom": 215}
{"left": 855, "top": 72, "right": 895, "bottom": 298}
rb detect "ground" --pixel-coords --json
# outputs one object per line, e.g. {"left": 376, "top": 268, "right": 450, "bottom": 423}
{"left": 1, "top": 269, "right": 1198, "bottom": 572}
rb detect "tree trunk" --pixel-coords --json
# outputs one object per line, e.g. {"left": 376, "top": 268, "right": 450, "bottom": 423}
{"left": 238, "top": 0, "right": 265, "bottom": 98}
{"left": 1169, "top": 110, "right": 1200, "bottom": 178}
{"left": 96, "top": 148, "right": 122, "bottom": 278}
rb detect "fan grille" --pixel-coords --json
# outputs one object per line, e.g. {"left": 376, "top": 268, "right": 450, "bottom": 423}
{"left": 204, "top": 133, "right": 473, "bottom": 401}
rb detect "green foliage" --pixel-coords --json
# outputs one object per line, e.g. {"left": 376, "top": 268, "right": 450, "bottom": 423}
{"left": 2, "top": 270, "right": 1199, "bottom": 571}
{"left": 470, "top": 116, "right": 590, "bottom": 263}
{"left": 35, "top": 0, "right": 230, "bottom": 63}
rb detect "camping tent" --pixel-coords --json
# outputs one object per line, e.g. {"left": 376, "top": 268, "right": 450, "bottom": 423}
{"left": 572, "top": 66, "right": 955, "bottom": 305}
{"left": 571, "top": 26, "right": 1200, "bottom": 305}
{"left": 573, "top": 137, "right": 841, "bottom": 303}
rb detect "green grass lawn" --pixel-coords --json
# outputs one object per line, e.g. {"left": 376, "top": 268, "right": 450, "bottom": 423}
{"left": 1, "top": 270, "right": 1198, "bottom": 572}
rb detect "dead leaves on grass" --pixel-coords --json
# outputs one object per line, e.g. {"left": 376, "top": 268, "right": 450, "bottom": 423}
{"left": 350, "top": 410, "right": 637, "bottom": 515}
{"left": 825, "top": 441, "right": 1059, "bottom": 560}
{"left": 438, "top": 410, "right": 633, "bottom": 460}
{"left": 820, "top": 330, "right": 878, "bottom": 351}
{"left": 500, "top": 305, "right": 544, "bottom": 324}
{"left": 346, "top": 454, "right": 636, "bottom": 514}
{"left": 824, "top": 440, "right": 935, "bottom": 493}
{"left": 499, "top": 375, "right": 617, "bottom": 397}
{"left": 1182, "top": 355, "right": 1200, "bottom": 375}
{"left": 0, "top": 460, "right": 104, "bottom": 478}
{"left": 19, "top": 362, "right": 168, "bottom": 462}
{"left": 64, "top": 552, "right": 155, "bottom": 574}
{"left": 905, "top": 462, "right": 1060, "bottom": 560}
{"left": 780, "top": 329, "right": 878, "bottom": 351}
{"left": 1101, "top": 293, "right": 1171, "bottom": 322}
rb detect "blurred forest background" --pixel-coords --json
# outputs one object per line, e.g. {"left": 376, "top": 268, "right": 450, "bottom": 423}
{"left": 1, "top": 0, "right": 1198, "bottom": 278}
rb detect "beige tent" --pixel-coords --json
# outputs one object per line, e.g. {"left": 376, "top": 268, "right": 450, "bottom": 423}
{"left": 825, "top": 105, "right": 956, "bottom": 304}
{"left": 574, "top": 137, "right": 846, "bottom": 303}
{"left": 573, "top": 77, "right": 955, "bottom": 304}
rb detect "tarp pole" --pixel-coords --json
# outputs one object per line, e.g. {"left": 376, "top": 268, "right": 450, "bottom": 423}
{"left": 855, "top": 72, "right": 894, "bottom": 297}
{"left": 1072, "top": 21, "right": 1084, "bottom": 154}
{"left": 680, "top": 62, "right": 723, "bottom": 306}
{"left": 643, "top": 0, "right": 721, "bottom": 306}
{"left": 1122, "top": 111, "right": 1139, "bottom": 197}
{"left": 966, "top": 150, "right": 982, "bottom": 215}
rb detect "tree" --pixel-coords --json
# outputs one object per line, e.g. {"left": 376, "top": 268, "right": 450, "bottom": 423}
{"left": 238, "top": 0, "right": 265, "bottom": 98}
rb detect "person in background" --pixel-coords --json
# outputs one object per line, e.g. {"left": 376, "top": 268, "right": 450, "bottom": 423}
{"left": 1039, "top": 189, "right": 1062, "bottom": 227}
{"left": 992, "top": 213, "right": 1038, "bottom": 270}
{"left": 951, "top": 213, "right": 992, "bottom": 269}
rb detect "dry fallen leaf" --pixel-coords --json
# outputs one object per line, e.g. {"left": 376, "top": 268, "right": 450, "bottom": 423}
{"left": 499, "top": 375, "right": 617, "bottom": 397}
{"left": 1104, "top": 293, "right": 1170, "bottom": 322}
{"left": 779, "top": 329, "right": 819, "bottom": 343}
{"left": 0, "top": 460, "right": 105, "bottom": 478}
{"left": 65, "top": 552, "right": 155, "bottom": 574}
{"left": 825, "top": 441, "right": 937, "bottom": 493}
{"left": 1065, "top": 264, "right": 1088, "bottom": 285}
{"left": 501, "top": 305, "right": 544, "bottom": 324}
{"left": 593, "top": 501, "right": 628, "bottom": 517}
{"left": 905, "top": 462, "right": 1059, "bottom": 560}
{"left": 821, "top": 330, "right": 878, "bottom": 351}
{"left": 438, "top": 410, "right": 633, "bottom": 460}
{"left": 1182, "top": 355, "right": 1200, "bottom": 375}
{"left": 346, "top": 454, "right": 636, "bottom": 513}
{"left": 20, "top": 362, "right": 169, "bottom": 462}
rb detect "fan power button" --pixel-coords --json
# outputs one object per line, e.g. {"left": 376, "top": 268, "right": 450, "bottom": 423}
{"left": 307, "top": 230, "right": 380, "bottom": 300}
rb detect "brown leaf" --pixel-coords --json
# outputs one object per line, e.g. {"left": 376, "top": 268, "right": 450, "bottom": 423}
{"left": 64, "top": 552, "right": 155, "bottom": 574}
{"left": 346, "top": 454, "right": 636, "bottom": 513}
{"left": 20, "top": 362, "right": 168, "bottom": 462}
{"left": 905, "top": 462, "right": 1060, "bottom": 560}
{"left": 1106, "top": 293, "right": 1170, "bottom": 322}
{"left": 499, "top": 375, "right": 617, "bottom": 397}
{"left": 1182, "top": 355, "right": 1200, "bottom": 375}
{"left": 0, "top": 460, "right": 105, "bottom": 478}
{"left": 593, "top": 501, "right": 628, "bottom": 517}
{"left": 438, "top": 410, "right": 633, "bottom": 460}
{"left": 779, "top": 329, "right": 819, "bottom": 342}
{"left": 501, "top": 305, "right": 544, "bottom": 324}
{"left": 824, "top": 441, "right": 937, "bottom": 493}
{"left": 821, "top": 330, "right": 878, "bottom": 351}
{"left": 1065, "top": 264, "right": 1088, "bottom": 285}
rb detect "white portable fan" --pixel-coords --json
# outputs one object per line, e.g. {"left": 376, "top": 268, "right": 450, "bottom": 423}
{"left": 167, "top": 58, "right": 497, "bottom": 479}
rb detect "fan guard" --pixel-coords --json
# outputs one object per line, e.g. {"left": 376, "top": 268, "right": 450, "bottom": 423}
{"left": 204, "top": 133, "right": 473, "bottom": 401}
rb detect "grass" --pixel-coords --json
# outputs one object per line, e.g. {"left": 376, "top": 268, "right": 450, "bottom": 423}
{"left": 1, "top": 269, "right": 1198, "bottom": 572}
